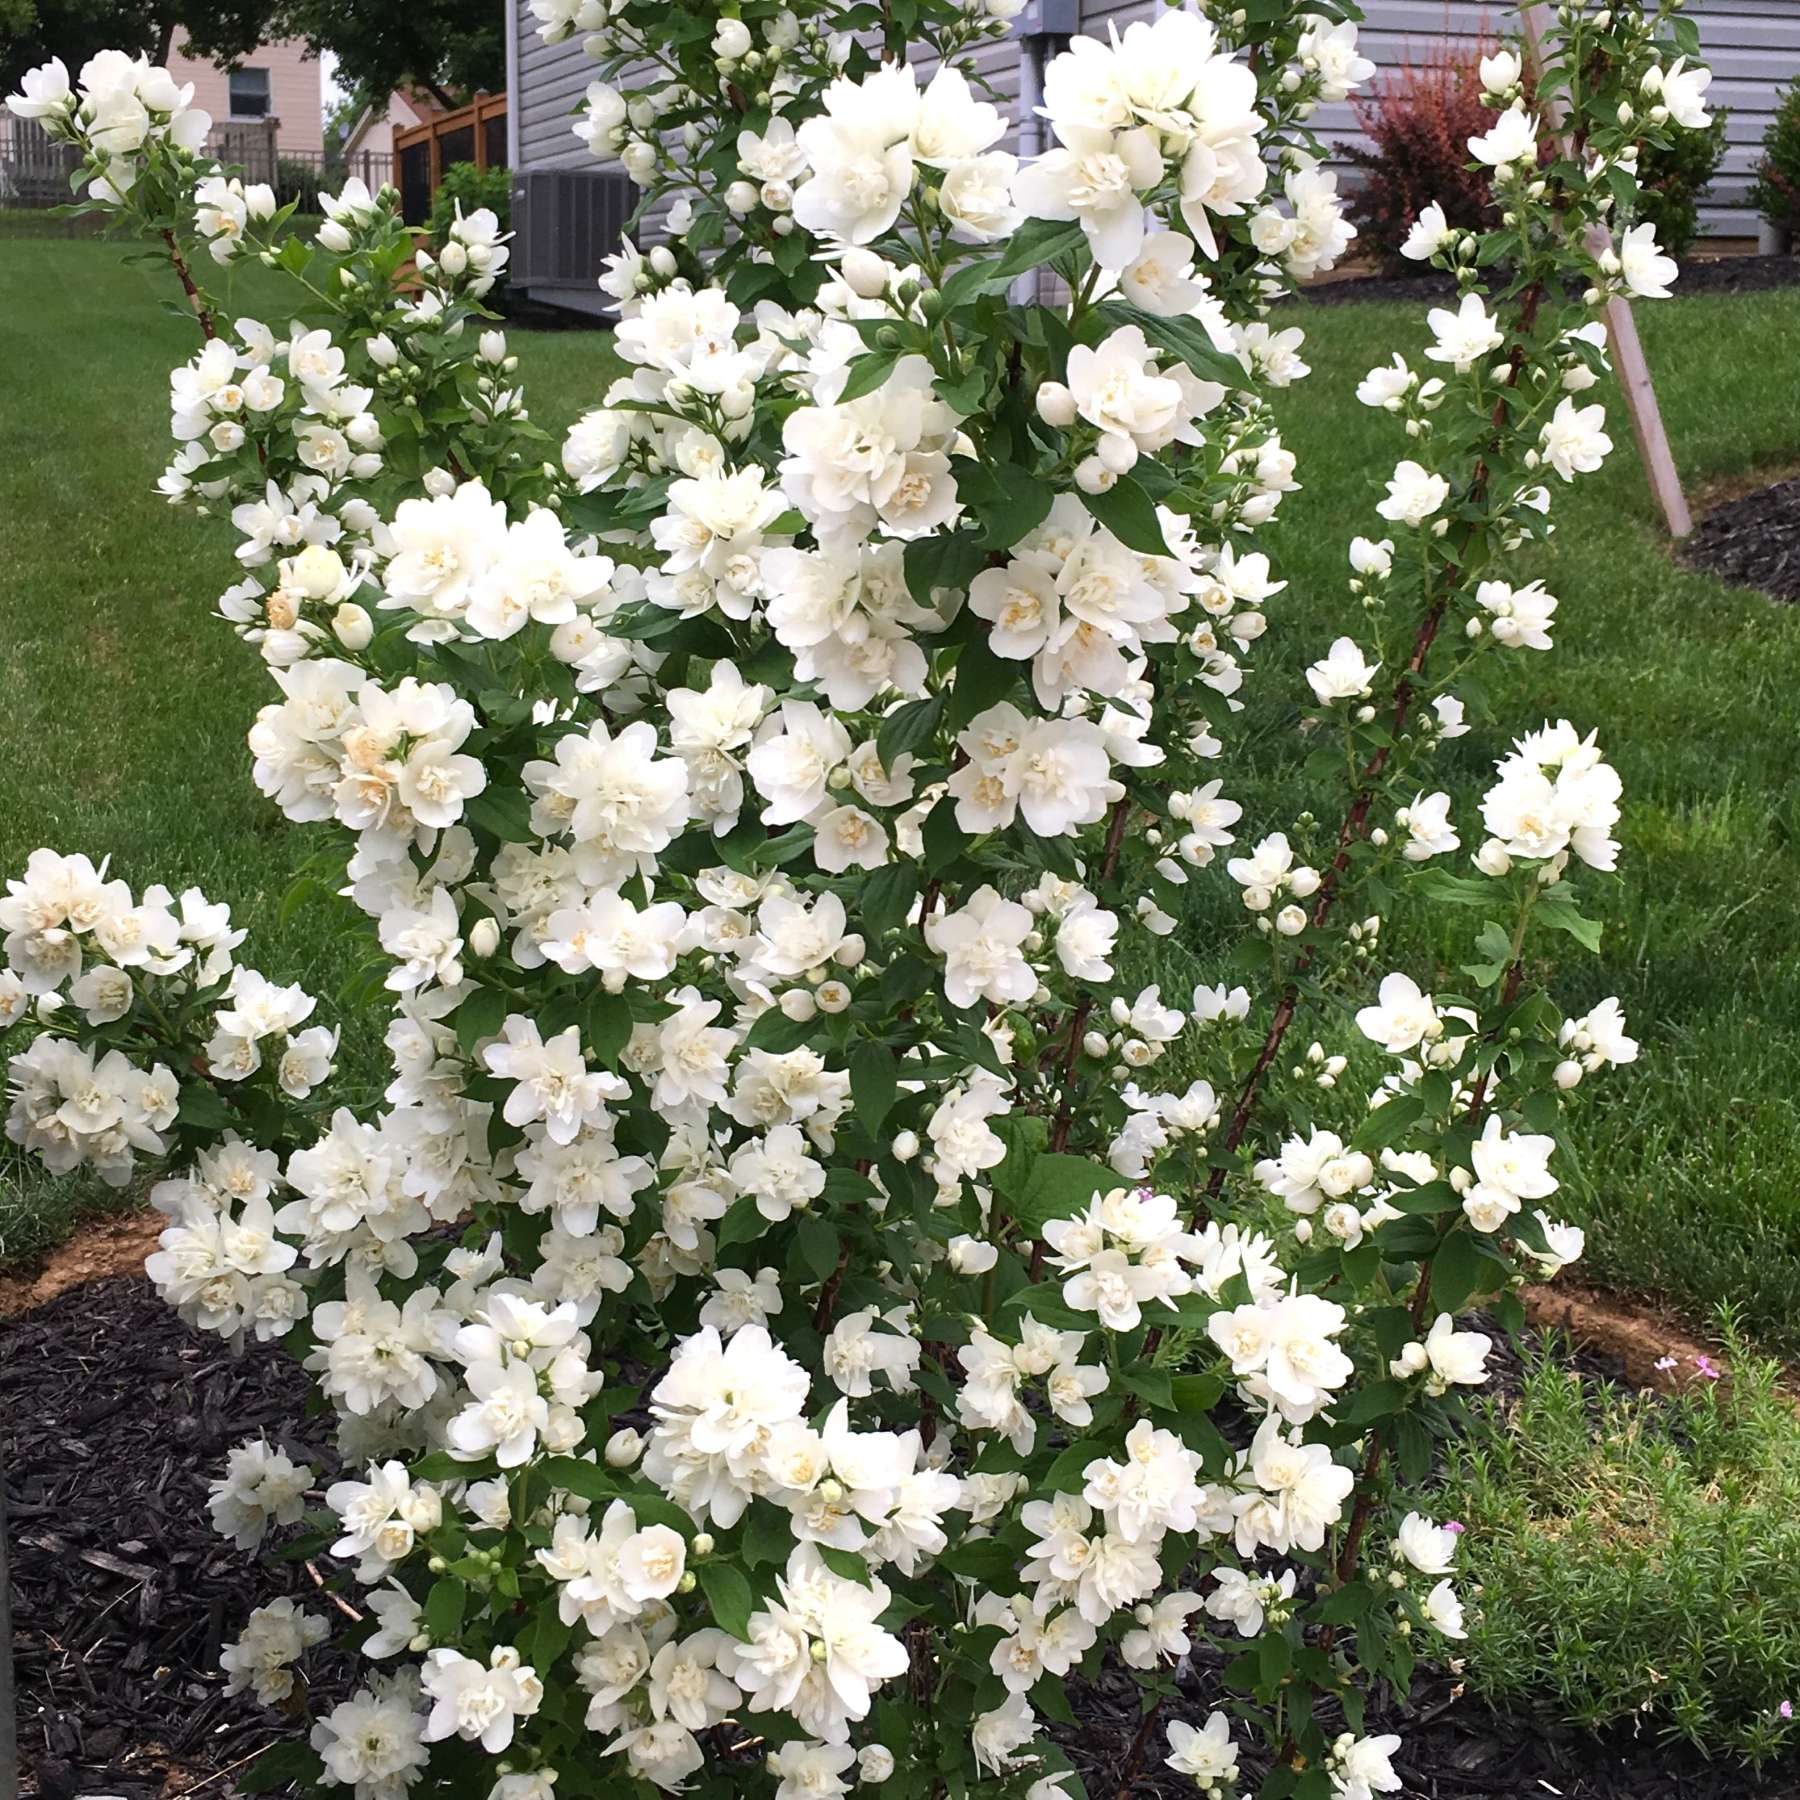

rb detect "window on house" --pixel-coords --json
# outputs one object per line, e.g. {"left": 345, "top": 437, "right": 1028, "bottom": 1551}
{"left": 228, "top": 68, "right": 272, "bottom": 119}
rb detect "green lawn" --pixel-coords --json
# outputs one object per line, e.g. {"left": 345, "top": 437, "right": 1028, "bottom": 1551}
{"left": 3, "top": 234, "right": 1799, "bottom": 1350}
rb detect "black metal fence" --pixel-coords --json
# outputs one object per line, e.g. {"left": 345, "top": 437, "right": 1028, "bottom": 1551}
{"left": 0, "top": 118, "right": 395, "bottom": 229}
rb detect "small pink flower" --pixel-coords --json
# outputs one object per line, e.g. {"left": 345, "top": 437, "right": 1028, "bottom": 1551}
{"left": 1444, "top": 1520, "right": 1465, "bottom": 1535}
{"left": 1692, "top": 1354, "right": 1721, "bottom": 1381}
{"left": 1653, "top": 1355, "right": 1678, "bottom": 1372}
{"left": 1780, "top": 1701, "right": 1794, "bottom": 1721}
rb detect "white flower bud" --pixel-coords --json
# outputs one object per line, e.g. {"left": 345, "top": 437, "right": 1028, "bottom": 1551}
{"left": 605, "top": 1427, "right": 645, "bottom": 1467}
{"left": 331, "top": 602, "right": 373, "bottom": 649}
{"left": 291, "top": 543, "right": 347, "bottom": 599}
{"left": 712, "top": 16, "right": 752, "bottom": 58}
{"left": 892, "top": 1130, "right": 920, "bottom": 1162}
{"left": 468, "top": 918, "right": 500, "bottom": 960}
{"left": 838, "top": 247, "right": 889, "bottom": 298}
{"left": 1036, "top": 381, "right": 1077, "bottom": 427}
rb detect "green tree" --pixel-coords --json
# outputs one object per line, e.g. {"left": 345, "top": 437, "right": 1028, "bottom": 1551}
{"left": 1, "top": 0, "right": 274, "bottom": 93}
{"left": 2, "top": 0, "right": 503, "bottom": 114}
{"left": 277, "top": 0, "right": 502, "bottom": 110}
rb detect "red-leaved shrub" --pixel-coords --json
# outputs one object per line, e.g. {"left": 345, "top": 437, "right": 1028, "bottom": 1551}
{"left": 1340, "top": 43, "right": 1511, "bottom": 270}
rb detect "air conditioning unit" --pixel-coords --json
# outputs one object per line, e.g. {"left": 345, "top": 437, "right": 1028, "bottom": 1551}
{"left": 510, "top": 168, "right": 641, "bottom": 308}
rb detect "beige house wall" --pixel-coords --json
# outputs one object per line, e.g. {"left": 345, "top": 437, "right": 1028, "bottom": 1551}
{"left": 167, "top": 32, "right": 325, "bottom": 157}
{"left": 345, "top": 92, "right": 433, "bottom": 160}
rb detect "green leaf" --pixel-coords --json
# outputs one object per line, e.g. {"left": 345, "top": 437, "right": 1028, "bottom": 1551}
{"left": 1350, "top": 1093, "right": 1423, "bottom": 1155}
{"left": 1120, "top": 1363, "right": 1174, "bottom": 1411}
{"left": 877, "top": 694, "right": 945, "bottom": 772}
{"left": 1335, "top": 1378, "right": 1408, "bottom": 1426}
{"left": 942, "top": 1536, "right": 1018, "bottom": 1582}
{"left": 1032, "top": 1671, "right": 1079, "bottom": 1725}
{"left": 796, "top": 1213, "right": 841, "bottom": 1283}
{"left": 716, "top": 1194, "right": 771, "bottom": 1252}
{"left": 1042, "top": 1435, "right": 1108, "bottom": 1490}
{"left": 1430, "top": 1226, "right": 1510, "bottom": 1311}
{"left": 1079, "top": 475, "right": 1170, "bottom": 556}
{"left": 176, "top": 1083, "right": 234, "bottom": 1129}
{"left": 455, "top": 985, "right": 510, "bottom": 1057}
{"left": 1463, "top": 917, "right": 1516, "bottom": 988}
{"left": 903, "top": 530, "right": 987, "bottom": 606}
{"left": 1316, "top": 1581, "right": 1374, "bottom": 1626}
{"left": 741, "top": 1500, "right": 794, "bottom": 1570}
{"left": 989, "top": 1114, "right": 1048, "bottom": 1205}
{"left": 818, "top": 1544, "right": 875, "bottom": 1585}
{"left": 585, "top": 991, "right": 634, "bottom": 1067}
{"left": 987, "top": 216, "right": 1087, "bottom": 283}
{"left": 1535, "top": 892, "right": 1604, "bottom": 953}
{"left": 999, "top": 1278, "right": 1093, "bottom": 1333}
{"left": 1012, "top": 1153, "right": 1111, "bottom": 1232}
{"left": 1169, "top": 1371, "right": 1224, "bottom": 1412}
{"left": 953, "top": 455, "right": 1054, "bottom": 552}
{"left": 1381, "top": 1179, "right": 1462, "bottom": 1217}
{"left": 849, "top": 1040, "right": 899, "bottom": 1137}
{"left": 698, "top": 1560, "right": 757, "bottom": 1640}
{"left": 425, "top": 1576, "right": 467, "bottom": 1641}
{"left": 1413, "top": 869, "right": 1503, "bottom": 907}
{"left": 540, "top": 1455, "right": 617, "bottom": 1504}
{"left": 522, "top": 1604, "right": 573, "bottom": 1673}
{"left": 837, "top": 349, "right": 901, "bottom": 403}
{"left": 921, "top": 796, "right": 971, "bottom": 875}
{"left": 465, "top": 784, "right": 537, "bottom": 843}
{"left": 946, "top": 633, "right": 1022, "bottom": 727}
{"left": 1125, "top": 305, "right": 1249, "bottom": 392}
{"left": 861, "top": 864, "right": 921, "bottom": 940}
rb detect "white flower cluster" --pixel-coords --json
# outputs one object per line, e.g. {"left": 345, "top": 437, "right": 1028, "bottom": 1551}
{"left": 3, "top": 0, "right": 1702, "bottom": 1790}
{"left": 5, "top": 49, "right": 210, "bottom": 201}
{"left": 0, "top": 853, "right": 328, "bottom": 1189}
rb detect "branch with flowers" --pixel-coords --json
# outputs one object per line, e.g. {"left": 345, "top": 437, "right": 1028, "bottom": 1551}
{"left": 1, "top": 4, "right": 1712, "bottom": 1799}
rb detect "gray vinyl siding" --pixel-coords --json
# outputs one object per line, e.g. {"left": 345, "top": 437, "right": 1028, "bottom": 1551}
{"left": 515, "top": 3, "right": 596, "bottom": 174}
{"left": 1077, "top": 0, "right": 1796, "bottom": 239}
{"left": 514, "top": 0, "right": 1800, "bottom": 246}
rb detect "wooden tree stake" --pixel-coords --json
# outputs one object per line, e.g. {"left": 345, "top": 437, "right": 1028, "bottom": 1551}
{"left": 1520, "top": 2, "right": 1693, "bottom": 537}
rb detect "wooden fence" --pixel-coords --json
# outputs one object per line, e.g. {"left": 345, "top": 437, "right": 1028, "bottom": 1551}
{"left": 393, "top": 94, "right": 508, "bottom": 224}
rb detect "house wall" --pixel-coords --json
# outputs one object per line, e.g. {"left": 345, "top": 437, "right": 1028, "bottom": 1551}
{"left": 512, "top": 0, "right": 1800, "bottom": 253}
{"left": 346, "top": 93, "right": 431, "bottom": 161}
{"left": 167, "top": 32, "right": 325, "bottom": 157}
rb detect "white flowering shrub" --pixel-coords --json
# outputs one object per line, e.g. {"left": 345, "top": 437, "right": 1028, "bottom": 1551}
{"left": 4, "top": 4, "right": 1711, "bottom": 1798}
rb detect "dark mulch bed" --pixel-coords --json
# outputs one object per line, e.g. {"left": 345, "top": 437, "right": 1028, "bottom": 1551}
{"left": 1057, "top": 1659, "right": 1800, "bottom": 1800}
{"left": 3, "top": 1276, "right": 346, "bottom": 1798}
{"left": 1679, "top": 476, "right": 1800, "bottom": 603}
{"left": 6, "top": 1276, "right": 1799, "bottom": 1799}
{"left": 1304, "top": 252, "right": 1800, "bottom": 308}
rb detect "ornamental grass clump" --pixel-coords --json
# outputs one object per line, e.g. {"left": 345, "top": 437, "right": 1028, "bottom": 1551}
{"left": 1439, "top": 1318, "right": 1800, "bottom": 1768}
{"left": 3, "top": 4, "right": 1714, "bottom": 1797}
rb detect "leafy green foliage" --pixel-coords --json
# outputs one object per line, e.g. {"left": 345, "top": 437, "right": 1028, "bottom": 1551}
{"left": 1437, "top": 1322, "right": 1800, "bottom": 1765}
{"left": 1751, "top": 79, "right": 1800, "bottom": 234}
{"left": 1636, "top": 108, "right": 1728, "bottom": 254}
{"left": 428, "top": 162, "right": 511, "bottom": 261}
